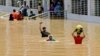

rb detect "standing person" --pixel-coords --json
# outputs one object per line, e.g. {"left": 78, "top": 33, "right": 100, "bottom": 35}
{"left": 72, "top": 30, "right": 85, "bottom": 44}
{"left": 39, "top": 22, "right": 50, "bottom": 37}
{"left": 38, "top": 3, "right": 44, "bottom": 14}
{"left": 54, "top": 2, "right": 62, "bottom": 16}
{"left": 19, "top": 1, "right": 29, "bottom": 16}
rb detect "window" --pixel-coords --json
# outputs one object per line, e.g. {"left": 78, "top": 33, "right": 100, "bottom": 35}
{"left": 72, "top": 0, "right": 88, "bottom": 15}
{"left": 12, "top": 0, "right": 23, "bottom": 7}
{"left": 95, "top": 0, "right": 100, "bottom": 16}
{"left": 30, "top": 0, "right": 38, "bottom": 9}
{"left": 0, "top": 0, "right": 6, "bottom": 5}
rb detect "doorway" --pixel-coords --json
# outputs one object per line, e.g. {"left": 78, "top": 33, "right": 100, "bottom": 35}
{"left": 49, "top": 0, "right": 64, "bottom": 18}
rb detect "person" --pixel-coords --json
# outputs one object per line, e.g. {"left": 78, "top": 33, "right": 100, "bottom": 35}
{"left": 54, "top": 2, "right": 62, "bottom": 16}
{"left": 72, "top": 30, "right": 85, "bottom": 44}
{"left": 49, "top": 3, "right": 54, "bottom": 16}
{"left": 38, "top": 3, "right": 44, "bottom": 14}
{"left": 17, "top": 0, "right": 21, "bottom": 7}
{"left": 17, "top": 11, "right": 24, "bottom": 20}
{"left": 39, "top": 22, "right": 50, "bottom": 37}
{"left": 29, "top": 11, "right": 36, "bottom": 20}
{"left": 47, "top": 35, "right": 55, "bottom": 41}
{"left": 19, "top": 1, "right": 29, "bottom": 16}
{"left": 9, "top": 14, "right": 14, "bottom": 21}
{"left": 12, "top": 9, "right": 19, "bottom": 21}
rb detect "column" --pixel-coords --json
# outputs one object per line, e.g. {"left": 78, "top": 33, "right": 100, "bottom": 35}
{"left": 6, "top": 0, "right": 11, "bottom": 6}
{"left": 42, "top": 0, "right": 49, "bottom": 12}
{"left": 88, "top": 0, "right": 91, "bottom": 16}
{"left": 26, "top": 0, "right": 30, "bottom": 8}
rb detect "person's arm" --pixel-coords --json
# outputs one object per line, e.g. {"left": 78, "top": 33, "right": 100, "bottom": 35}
{"left": 72, "top": 30, "right": 76, "bottom": 37}
{"left": 39, "top": 22, "right": 43, "bottom": 32}
{"left": 19, "top": 5, "right": 23, "bottom": 11}
{"left": 27, "top": 5, "right": 30, "bottom": 9}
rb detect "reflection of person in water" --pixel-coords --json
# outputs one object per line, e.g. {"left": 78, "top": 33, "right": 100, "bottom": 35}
{"left": 54, "top": 2, "right": 62, "bottom": 16}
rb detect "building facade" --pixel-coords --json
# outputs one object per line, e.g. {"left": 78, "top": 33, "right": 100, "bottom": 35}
{"left": 64, "top": 0, "right": 100, "bottom": 23}
{"left": 0, "top": 0, "right": 100, "bottom": 23}
{"left": 0, "top": 0, "right": 48, "bottom": 14}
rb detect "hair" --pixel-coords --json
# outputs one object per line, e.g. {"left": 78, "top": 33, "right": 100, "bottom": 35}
{"left": 38, "top": 3, "right": 41, "bottom": 6}
{"left": 19, "top": 11, "right": 22, "bottom": 14}
{"left": 42, "top": 27, "right": 46, "bottom": 29}
{"left": 13, "top": 9, "right": 16, "bottom": 12}
{"left": 30, "top": 11, "right": 33, "bottom": 14}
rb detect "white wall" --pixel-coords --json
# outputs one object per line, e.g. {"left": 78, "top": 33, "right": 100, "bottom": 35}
{"left": 64, "top": 0, "right": 100, "bottom": 23}
{"left": 0, "top": 5, "right": 38, "bottom": 14}
{"left": 67, "top": 13, "right": 100, "bottom": 23}
{"left": 90, "top": 0, "right": 95, "bottom": 16}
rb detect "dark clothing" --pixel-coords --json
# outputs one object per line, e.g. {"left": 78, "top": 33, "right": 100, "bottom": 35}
{"left": 38, "top": 11, "right": 42, "bottom": 14}
{"left": 29, "top": 14, "right": 35, "bottom": 17}
{"left": 9, "top": 14, "right": 14, "bottom": 21}
{"left": 29, "top": 13, "right": 36, "bottom": 20}
{"left": 22, "top": 8, "right": 28, "bottom": 16}
{"left": 41, "top": 31, "right": 50, "bottom": 37}
{"left": 38, "top": 6, "right": 44, "bottom": 14}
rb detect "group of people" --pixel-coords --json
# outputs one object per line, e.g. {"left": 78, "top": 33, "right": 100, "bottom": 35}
{"left": 39, "top": 22, "right": 55, "bottom": 41}
{"left": 9, "top": 1, "right": 85, "bottom": 44}
{"left": 9, "top": 9, "right": 36, "bottom": 21}
{"left": 9, "top": 9, "right": 24, "bottom": 21}
{"left": 40, "top": 22, "right": 85, "bottom": 44}
{"left": 9, "top": 1, "right": 36, "bottom": 21}
{"left": 50, "top": 0, "right": 63, "bottom": 16}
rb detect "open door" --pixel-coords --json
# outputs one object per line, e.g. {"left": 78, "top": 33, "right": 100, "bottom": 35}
{"left": 49, "top": 0, "right": 64, "bottom": 18}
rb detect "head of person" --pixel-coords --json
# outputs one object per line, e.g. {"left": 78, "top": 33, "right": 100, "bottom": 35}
{"left": 57, "top": 2, "right": 61, "bottom": 5}
{"left": 19, "top": 11, "right": 22, "bottom": 14}
{"left": 30, "top": 11, "right": 33, "bottom": 14}
{"left": 13, "top": 9, "right": 16, "bottom": 12}
{"left": 49, "top": 36, "right": 53, "bottom": 40}
{"left": 42, "top": 27, "right": 46, "bottom": 32}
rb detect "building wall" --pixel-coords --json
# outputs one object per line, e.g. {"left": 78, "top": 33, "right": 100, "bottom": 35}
{"left": 64, "top": 0, "right": 100, "bottom": 23}
{"left": 0, "top": 0, "right": 38, "bottom": 14}
{"left": 0, "top": 0, "right": 100, "bottom": 23}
